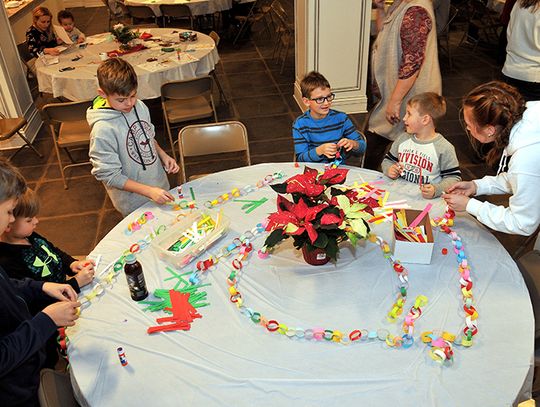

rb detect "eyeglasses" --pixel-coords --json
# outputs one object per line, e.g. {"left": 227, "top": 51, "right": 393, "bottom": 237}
{"left": 309, "top": 93, "right": 336, "bottom": 104}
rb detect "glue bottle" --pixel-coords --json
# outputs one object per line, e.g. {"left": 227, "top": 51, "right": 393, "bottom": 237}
{"left": 123, "top": 253, "right": 148, "bottom": 301}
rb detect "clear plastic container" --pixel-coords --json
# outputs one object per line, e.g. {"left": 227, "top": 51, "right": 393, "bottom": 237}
{"left": 151, "top": 210, "right": 229, "bottom": 269}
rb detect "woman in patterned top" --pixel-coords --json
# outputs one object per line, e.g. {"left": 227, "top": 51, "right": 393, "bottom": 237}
{"left": 25, "top": 6, "right": 62, "bottom": 58}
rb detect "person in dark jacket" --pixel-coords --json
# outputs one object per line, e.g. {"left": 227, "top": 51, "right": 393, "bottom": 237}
{"left": 0, "top": 158, "right": 80, "bottom": 407}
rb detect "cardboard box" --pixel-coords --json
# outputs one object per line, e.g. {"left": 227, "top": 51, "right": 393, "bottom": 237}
{"left": 391, "top": 209, "right": 434, "bottom": 264}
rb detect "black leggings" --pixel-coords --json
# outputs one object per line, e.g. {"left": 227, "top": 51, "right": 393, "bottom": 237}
{"left": 501, "top": 73, "right": 540, "bottom": 102}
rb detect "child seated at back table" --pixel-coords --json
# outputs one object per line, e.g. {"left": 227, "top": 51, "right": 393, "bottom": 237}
{"left": 381, "top": 92, "right": 461, "bottom": 199}
{"left": 57, "top": 9, "right": 86, "bottom": 44}
{"left": 293, "top": 71, "right": 366, "bottom": 164}
{"left": 0, "top": 188, "right": 95, "bottom": 297}
{"left": 87, "top": 58, "right": 179, "bottom": 217}
{"left": 0, "top": 158, "right": 80, "bottom": 407}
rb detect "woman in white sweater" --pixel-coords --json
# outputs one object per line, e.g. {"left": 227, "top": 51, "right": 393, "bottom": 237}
{"left": 443, "top": 81, "right": 540, "bottom": 236}
{"left": 502, "top": 0, "right": 540, "bottom": 101}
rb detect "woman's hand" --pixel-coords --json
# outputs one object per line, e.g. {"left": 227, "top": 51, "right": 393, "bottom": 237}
{"left": 385, "top": 100, "right": 401, "bottom": 125}
{"left": 44, "top": 47, "right": 60, "bottom": 56}
{"left": 442, "top": 193, "right": 470, "bottom": 212}
{"left": 446, "top": 181, "right": 477, "bottom": 197}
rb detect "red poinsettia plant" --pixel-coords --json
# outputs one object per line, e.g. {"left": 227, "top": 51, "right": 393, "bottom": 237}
{"left": 264, "top": 166, "right": 376, "bottom": 261}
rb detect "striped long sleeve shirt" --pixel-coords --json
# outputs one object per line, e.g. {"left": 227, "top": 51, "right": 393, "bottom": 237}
{"left": 293, "top": 109, "right": 366, "bottom": 163}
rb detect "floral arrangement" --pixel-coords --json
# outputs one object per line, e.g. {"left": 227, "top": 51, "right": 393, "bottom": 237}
{"left": 263, "top": 166, "right": 375, "bottom": 262}
{"left": 111, "top": 23, "right": 139, "bottom": 46}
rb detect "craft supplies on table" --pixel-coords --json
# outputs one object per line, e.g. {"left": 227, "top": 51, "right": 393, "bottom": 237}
{"left": 391, "top": 207, "right": 434, "bottom": 264}
{"left": 152, "top": 210, "right": 229, "bottom": 268}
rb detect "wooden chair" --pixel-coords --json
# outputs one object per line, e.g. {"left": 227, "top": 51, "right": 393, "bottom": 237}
{"left": 159, "top": 4, "right": 193, "bottom": 29}
{"left": 161, "top": 76, "right": 218, "bottom": 161}
{"left": 41, "top": 100, "right": 93, "bottom": 189}
{"left": 178, "top": 121, "right": 250, "bottom": 184}
{"left": 437, "top": 4, "right": 460, "bottom": 69}
{"left": 38, "top": 369, "right": 79, "bottom": 407}
{"left": 126, "top": 5, "right": 159, "bottom": 27}
{"left": 0, "top": 113, "right": 42, "bottom": 160}
{"left": 208, "top": 31, "right": 228, "bottom": 104}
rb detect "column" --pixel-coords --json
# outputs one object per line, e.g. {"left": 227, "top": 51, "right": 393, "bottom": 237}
{"left": 294, "top": 0, "right": 372, "bottom": 114}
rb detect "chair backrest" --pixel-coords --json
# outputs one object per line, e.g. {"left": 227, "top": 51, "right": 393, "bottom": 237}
{"left": 159, "top": 4, "right": 192, "bottom": 18}
{"left": 438, "top": 4, "right": 460, "bottom": 38}
{"left": 42, "top": 100, "right": 92, "bottom": 124}
{"left": 209, "top": 31, "right": 220, "bottom": 47}
{"left": 516, "top": 250, "right": 540, "bottom": 340}
{"left": 127, "top": 5, "right": 155, "bottom": 19}
{"left": 17, "top": 42, "right": 34, "bottom": 63}
{"left": 161, "top": 76, "right": 213, "bottom": 101}
{"left": 178, "top": 121, "right": 250, "bottom": 182}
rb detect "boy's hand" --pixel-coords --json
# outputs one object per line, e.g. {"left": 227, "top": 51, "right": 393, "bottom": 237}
{"left": 148, "top": 186, "right": 175, "bottom": 205}
{"left": 71, "top": 260, "right": 95, "bottom": 288}
{"left": 77, "top": 37, "right": 85, "bottom": 44}
{"left": 420, "top": 184, "right": 436, "bottom": 199}
{"left": 387, "top": 162, "right": 403, "bottom": 179}
{"left": 446, "top": 181, "right": 477, "bottom": 197}
{"left": 42, "top": 282, "right": 78, "bottom": 302}
{"left": 337, "top": 138, "right": 359, "bottom": 152}
{"left": 316, "top": 143, "right": 337, "bottom": 158}
{"left": 161, "top": 155, "right": 179, "bottom": 174}
{"left": 442, "top": 193, "right": 470, "bottom": 211}
{"left": 43, "top": 301, "right": 80, "bottom": 327}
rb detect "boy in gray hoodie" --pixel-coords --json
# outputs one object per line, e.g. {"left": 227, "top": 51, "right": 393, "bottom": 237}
{"left": 87, "top": 58, "right": 179, "bottom": 216}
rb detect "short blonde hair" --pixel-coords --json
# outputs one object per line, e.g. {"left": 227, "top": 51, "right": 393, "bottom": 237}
{"left": 97, "top": 58, "right": 138, "bottom": 96}
{"left": 32, "top": 6, "right": 53, "bottom": 23}
{"left": 13, "top": 188, "right": 39, "bottom": 218}
{"left": 408, "top": 92, "right": 447, "bottom": 122}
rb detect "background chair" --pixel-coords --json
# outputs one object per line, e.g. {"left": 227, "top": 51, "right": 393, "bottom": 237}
{"left": 232, "top": 0, "right": 276, "bottom": 45}
{"left": 208, "top": 31, "right": 228, "bottom": 104}
{"left": 126, "top": 5, "right": 159, "bottom": 27}
{"left": 458, "top": 0, "right": 502, "bottom": 52}
{"left": 516, "top": 250, "right": 540, "bottom": 396}
{"left": 437, "top": 4, "right": 460, "bottom": 69}
{"left": 159, "top": 4, "right": 193, "bottom": 29}
{"left": 38, "top": 368, "right": 79, "bottom": 407}
{"left": 177, "top": 121, "right": 250, "bottom": 184}
{"left": 101, "top": 0, "right": 125, "bottom": 30}
{"left": 161, "top": 76, "right": 218, "bottom": 161}
{"left": 0, "top": 113, "right": 42, "bottom": 160}
{"left": 42, "top": 100, "right": 93, "bottom": 189}
{"left": 271, "top": 0, "right": 294, "bottom": 73}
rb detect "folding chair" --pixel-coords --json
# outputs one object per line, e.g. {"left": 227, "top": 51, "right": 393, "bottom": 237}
{"left": 126, "top": 5, "right": 159, "bottom": 27}
{"left": 101, "top": 0, "right": 124, "bottom": 30}
{"left": 42, "top": 100, "right": 93, "bottom": 189}
{"left": 271, "top": 2, "right": 294, "bottom": 74}
{"left": 178, "top": 121, "right": 250, "bottom": 184}
{"left": 161, "top": 76, "right": 218, "bottom": 161}
{"left": 0, "top": 113, "right": 42, "bottom": 160}
{"left": 38, "top": 369, "right": 79, "bottom": 407}
{"left": 458, "top": 0, "right": 502, "bottom": 51}
{"left": 438, "top": 4, "right": 460, "bottom": 69}
{"left": 159, "top": 4, "right": 193, "bottom": 29}
{"left": 232, "top": 0, "right": 275, "bottom": 45}
{"left": 208, "top": 31, "right": 228, "bottom": 104}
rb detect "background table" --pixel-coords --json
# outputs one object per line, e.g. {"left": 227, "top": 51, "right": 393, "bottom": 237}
{"left": 68, "top": 163, "right": 534, "bottom": 406}
{"left": 35, "top": 28, "right": 219, "bottom": 101}
{"left": 124, "top": 0, "right": 232, "bottom": 17}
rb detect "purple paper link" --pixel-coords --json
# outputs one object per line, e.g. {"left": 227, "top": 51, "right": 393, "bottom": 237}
{"left": 409, "top": 203, "right": 433, "bottom": 229}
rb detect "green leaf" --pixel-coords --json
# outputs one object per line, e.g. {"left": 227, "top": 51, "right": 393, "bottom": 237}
{"left": 346, "top": 232, "right": 358, "bottom": 246}
{"left": 313, "top": 232, "right": 329, "bottom": 249}
{"left": 264, "top": 229, "right": 288, "bottom": 247}
{"left": 350, "top": 218, "right": 368, "bottom": 238}
{"left": 336, "top": 195, "right": 351, "bottom": 213}
{"left": 326, "top": 237, "right": 339, "bottom": 260}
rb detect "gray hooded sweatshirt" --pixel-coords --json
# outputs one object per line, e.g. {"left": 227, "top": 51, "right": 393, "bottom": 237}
{"left": 87, "top": 97, "right": 169, "bottom": 217}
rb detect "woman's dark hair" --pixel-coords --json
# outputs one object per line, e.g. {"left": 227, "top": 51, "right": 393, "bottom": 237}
{"left": 462, "top": 81, "right": 526, "bottom": 166}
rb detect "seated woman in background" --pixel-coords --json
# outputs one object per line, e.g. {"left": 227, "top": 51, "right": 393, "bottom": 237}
{"left": 442, "top": 81, "right": 540, "bottom": 236}
{"left": 26, "top": 6, "right": 61, "bottom": 58}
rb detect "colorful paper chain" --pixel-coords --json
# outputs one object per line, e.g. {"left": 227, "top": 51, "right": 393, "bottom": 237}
{"left": 203, "top": 172, "right": 285, "bottom": 209}
{"left": 125, "top": 211, "right": 155, "bottom": 235}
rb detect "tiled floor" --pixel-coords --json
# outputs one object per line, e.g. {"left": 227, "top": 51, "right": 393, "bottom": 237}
{"left": 2, "top": 3, "right": 531, "bottom": 258}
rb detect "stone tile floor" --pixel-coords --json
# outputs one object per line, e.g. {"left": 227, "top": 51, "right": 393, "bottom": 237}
{"left": 1, "top": 3, "right": 532, "bottom": 260}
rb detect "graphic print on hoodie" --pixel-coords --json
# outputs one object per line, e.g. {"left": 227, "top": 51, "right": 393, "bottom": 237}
{"left": 87, "top": 97, "right": 170, "bottom": 216}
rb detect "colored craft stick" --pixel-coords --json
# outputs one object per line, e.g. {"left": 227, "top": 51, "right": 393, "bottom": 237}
{"left": 190, "top": 187, "right": 195, "bottom": 201}
{"left": 409, "top": 203, "right": 433, "bottom": 229}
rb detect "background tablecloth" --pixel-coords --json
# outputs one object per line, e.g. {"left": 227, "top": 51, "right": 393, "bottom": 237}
{"left": 68, "top": 163, "right": 533, "bottom": 406}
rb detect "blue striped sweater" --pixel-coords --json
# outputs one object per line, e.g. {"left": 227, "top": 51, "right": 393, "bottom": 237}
{"left": 293, "top": 109, "right": 366, "bottom": 163}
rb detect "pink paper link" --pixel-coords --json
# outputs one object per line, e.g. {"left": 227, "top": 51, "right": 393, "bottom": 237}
{"left": 409, "top": 203, "right": 433, "bottom": 229}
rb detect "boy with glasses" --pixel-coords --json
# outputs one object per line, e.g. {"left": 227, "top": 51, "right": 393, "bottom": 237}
{"left": 293, "top": 71, "right": 366, "bottom": 163}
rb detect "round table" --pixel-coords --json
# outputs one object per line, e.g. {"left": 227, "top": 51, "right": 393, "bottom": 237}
{"left": 124, "top": 0, "right": 232, "bottom": 17}
{"left": 68, "top": 163, "right": 534, "bottom": 406}
{"left": 35, "top": 28, "right": 219, "bottom": 101}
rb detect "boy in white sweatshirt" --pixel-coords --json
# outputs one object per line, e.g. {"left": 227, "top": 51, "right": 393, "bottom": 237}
{"left": 87, "top": 58, "right": 179, "bottom": 216}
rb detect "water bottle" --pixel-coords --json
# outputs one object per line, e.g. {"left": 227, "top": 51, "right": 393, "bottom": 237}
{"left": 123, "top": 253, "right": 148, "bottom": 301}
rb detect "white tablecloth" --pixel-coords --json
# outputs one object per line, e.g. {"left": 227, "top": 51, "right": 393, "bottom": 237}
{"left": 124, "top": 0, "right": 232, "bottom": 17}
{"left": 36, "top": 28, "right": 219, "bottom": 101}
{"left": 68, "top": 163, "right": 534, "bottom": 406}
